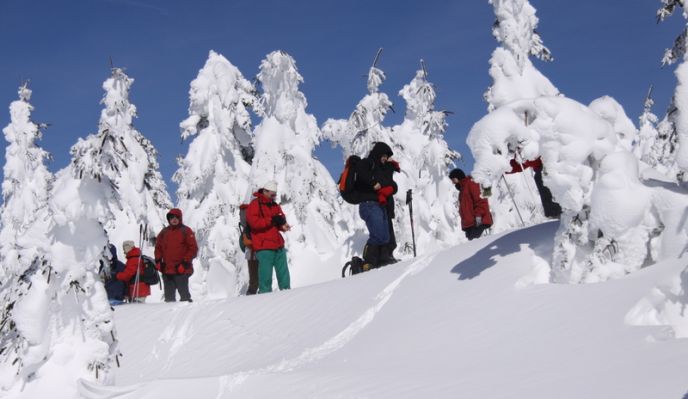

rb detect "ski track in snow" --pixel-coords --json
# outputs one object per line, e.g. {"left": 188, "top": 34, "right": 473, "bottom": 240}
{"left": 81, "top": 254, "right": 435, "bottom": 398}
{"left": 215, "top": 253, "right": 435, "bottom": 396}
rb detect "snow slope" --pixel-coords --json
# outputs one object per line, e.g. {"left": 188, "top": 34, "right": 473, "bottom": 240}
{"left": 80, "top": 222, "right": 688, "bottom": 399}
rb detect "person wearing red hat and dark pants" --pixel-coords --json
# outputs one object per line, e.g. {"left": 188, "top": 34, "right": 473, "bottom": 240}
{"left": 449, "top": 169, "right": 493, "bottom": 240}
{"left": 155, "top": 208, "right": 198, "bottom": 302}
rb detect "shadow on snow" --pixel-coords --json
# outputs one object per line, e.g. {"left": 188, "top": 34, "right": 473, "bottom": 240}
{"left": 450, "top": 221, "right": 558, "bottom": 280}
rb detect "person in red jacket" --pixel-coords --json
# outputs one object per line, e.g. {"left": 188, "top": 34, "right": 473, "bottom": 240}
{"left": 116, "top": 240, "right": 150, "bottom": 303}
{"left": 155, "top": 208, "right": 198, "bottom": 302}
{"left": 246, "top": 180, "right": 291, "bottom": 293}
{"left": 506, "top": 156, "right": 562, "bottom": 218}
{"left": 449, "top": 169, "right": 493, "bottom": 240}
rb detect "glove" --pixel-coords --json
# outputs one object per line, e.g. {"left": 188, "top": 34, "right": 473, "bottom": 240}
{"left": 377, "top": 186, "right": 394, "bottom": 205}
{"left": 475, "top": 216, "right": 482, "bottom": 227}
{"left": 177, "top": 264, "right": 186, "bottom": 274}
{"left": 388, "top": 160, "right": 400, "bottom": 172}
{"left": 271, "top": 215, "right": 286, "bottom": 227}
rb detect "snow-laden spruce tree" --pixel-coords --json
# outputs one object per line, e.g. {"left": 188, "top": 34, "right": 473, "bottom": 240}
{"left": 480, "top": 0, "right": 560, "bottom": 233}
{"left": 634, "top": 86, "right": 661, "bottom": 164}
{"left": 70, "top": 67, "right": 172, "bottom": 254}
{"left": 485, "top": 0, "right": 558, "bottom": 110}
{"left": 653, "top": 0, "right": 688, "bottom": 181}
{"left": 323, "top": 49, "right": 395, "bottom": 158}
{"left": 387, "top": 62, "right": 463, "bottom": 254}
{"left": 0, "top": 84, "right": 53, "bottom": 394}
{"left": 174, "top": 50, "right": 259, "bottom": 298}
{"left": 251, "top": 50, "right": 353, "bottom": 285}
{"left": 0, "top": 86, "right": 118, "bottom": 398}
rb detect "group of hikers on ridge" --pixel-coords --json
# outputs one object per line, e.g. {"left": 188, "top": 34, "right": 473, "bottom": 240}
{"left": 103, "top": 140, "right": 560, "bottom": 302}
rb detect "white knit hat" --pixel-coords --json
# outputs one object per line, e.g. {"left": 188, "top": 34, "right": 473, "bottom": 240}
{"left": 122, "top": 240, "right": 135, "bottom": 253}
{"left": 263, "top": 180, "right": 278, "bottom": 192}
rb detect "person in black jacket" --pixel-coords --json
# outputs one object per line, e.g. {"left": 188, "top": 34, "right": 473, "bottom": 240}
{"left": 353, "top": 142, "right": 400, "bottom": 269}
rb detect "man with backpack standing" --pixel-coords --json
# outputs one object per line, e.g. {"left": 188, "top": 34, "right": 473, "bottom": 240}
{"left": 449, "top": 169, "right": 493, "bottom": 240}
{"left": 116, "top": 240, "right": 150, "bottom": 303}
{"left": 352, "top": 142, "right": 399, "bottom": 270}
{"left": 155, "top": 208, "right": 198, "bottom": 302}
{"left": 246, "top": 181, "right": 291, "bottom": 293}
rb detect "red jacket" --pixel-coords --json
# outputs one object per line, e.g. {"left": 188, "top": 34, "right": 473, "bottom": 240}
{"left": 458, "top": 176, "right": 493, "bottom": 230}
{"left": 116, "top": 247, "right": 151, "bottom": 298}
{"left": 154, "top": 208, "right": 198, "bottom": 275}
{"left": 246, "top": 191, "right": 287, "bottom": 251}
{"left": 507, "top": 157, "right": 543, "bottom": 174}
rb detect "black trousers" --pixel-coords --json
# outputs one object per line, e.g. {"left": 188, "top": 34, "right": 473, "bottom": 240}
{"left": 246, "top": 257, "right": 259, "bottom": 295}
{"left": 464, "top": 224, "right": 489, "bottom": 241}
{"left": 162, "top": 273, "right": 191, "bottom": 302}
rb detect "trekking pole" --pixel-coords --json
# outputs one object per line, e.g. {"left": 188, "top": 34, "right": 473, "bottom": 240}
{"left": 406, "top": 189, "right": 417, "bottom": 258}
{"left": 500, "top": 175, "right": 525, "bottom": 227}
{"left": 132, "top": 223, "right": 146, "bottom": 301}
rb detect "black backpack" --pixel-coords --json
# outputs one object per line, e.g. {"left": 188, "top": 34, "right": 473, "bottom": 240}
{"left": 341, "top": 256, "right": 365, "bottom": 277}
{"left": 337, "top": 155, "right": 363, "bottom": 204}
{"left": 139, "top": 255, "right": 160, "bottom": 285}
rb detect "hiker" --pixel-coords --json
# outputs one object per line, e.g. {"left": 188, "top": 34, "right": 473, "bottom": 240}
{"left": 246, "top": 180, "right": 291, "bottom": 293}
{"left": 116, "top": 240, "right": 150, "bottom": 303}
{"left": 353, "top": 142, "right": 399, "bottom": 269}
{"left": 449, "top": 168, "right": 493, "bottom": 240}
{"left": 506, "top": 157, "right": 562, "bottom": 218}
{"left": 155, "top": 208, "right": 198, "bottom": 302}
{"left": 103, "top": 244, "right": 127, "bottom": 306}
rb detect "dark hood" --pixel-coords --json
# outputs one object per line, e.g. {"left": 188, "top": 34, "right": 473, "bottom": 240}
{"left": 368, "top": 142, "right": 394, "bottom": 165}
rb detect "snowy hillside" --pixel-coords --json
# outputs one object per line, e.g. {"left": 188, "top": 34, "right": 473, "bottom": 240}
{"left": 79, "top": 222, "right": 688, "bottom": 399}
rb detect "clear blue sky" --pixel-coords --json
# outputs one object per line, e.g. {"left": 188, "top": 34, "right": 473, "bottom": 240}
{"left": 0, "top": 0, "right": 684, "bottom": 202}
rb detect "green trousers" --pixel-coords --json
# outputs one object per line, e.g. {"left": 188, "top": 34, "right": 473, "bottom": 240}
{"left": 256, "top": 248, "right": 290, "bottom": 293}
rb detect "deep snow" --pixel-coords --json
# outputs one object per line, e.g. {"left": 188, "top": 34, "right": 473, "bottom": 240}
{"left": 78, "top": 222, "right": 688, "bottom": 399}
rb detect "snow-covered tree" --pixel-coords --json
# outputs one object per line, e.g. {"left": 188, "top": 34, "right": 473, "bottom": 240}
{"left": 484, "top": 0, "right": 558, "bottom": 111}
{"left": 480, "top": 0, "right": 560, "bottom": 233}
{"left": 0, "top": 84, "right": 54, "bottom": 393}
{"left": 634, "top": 86, "right": 661, "bottom": 164}
{"left": 174, "top": 50, "right": 260, "bottom": 298}
{"left": 467, "top": 96, "right": 666, "bottom": 283}
{"left": 0, "top": 85, "right": 117, "bottom": 397}
{"left": 70, "top": 67, "right": 172, "bottom": 251}
{"left": 657, "top": 0, "right": 688, "bottom": 181}
{"left": 251, "top": 50, "right": 352, "bottom": 285}
{"left": 323, "top": 48, "right": 395, "bottom": 158}
{"left": 388, "top": 62, "right": 462, "bottom": 253}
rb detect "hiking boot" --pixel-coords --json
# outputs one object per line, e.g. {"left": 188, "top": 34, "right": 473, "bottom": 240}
{"left": 378, "top": 244, "right": 399, "bottom": 266}
{"left": 362, "top": 244, "right": 381, "bottom": 270}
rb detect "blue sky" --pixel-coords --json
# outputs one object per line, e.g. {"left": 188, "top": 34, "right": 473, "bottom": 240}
{"left": 0, "top": 0, "right": 684, "bottom": 202}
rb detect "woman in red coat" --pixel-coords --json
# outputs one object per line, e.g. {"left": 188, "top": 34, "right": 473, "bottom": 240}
{"left": 116, "top": 240, "right": 150, "bottom": 302}
{"left": 449, "top": 169, "right": 493, "bottom": 240}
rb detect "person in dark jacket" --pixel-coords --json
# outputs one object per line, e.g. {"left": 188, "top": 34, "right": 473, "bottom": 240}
{"left": 155, "top": 208, "right": 198, "bottom": 302}
{"left": 103, "top": 244, "right": 127, "bottom": 306}
{"left": 353, "top": 142, "right": 400, "bottom": 269}
{"left": 246, "top": 180, "right": 291, "bottom": 293}
{"left": 116, "top": 240, "right": 150, "bottom": 303}
{"left": 449, "top": 168, "right": 493, "bottom": 240}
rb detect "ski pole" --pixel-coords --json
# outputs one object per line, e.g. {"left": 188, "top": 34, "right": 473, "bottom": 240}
{"left": 132, "top": 223, "right": 146, "bottom": 301}
{"left": 500, "top": 175, "right": 525, "bottom": 227}
{"left": 406, "top": 189, "right": 417, "bottom": 258}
